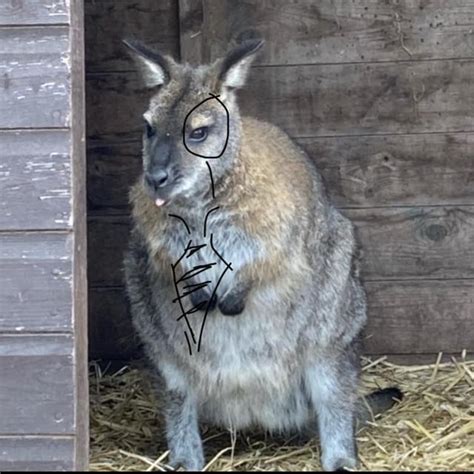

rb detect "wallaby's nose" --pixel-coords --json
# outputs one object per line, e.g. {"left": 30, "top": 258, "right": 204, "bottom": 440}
{"left": 145, "top": 170, "right": 169, "bottom": 189}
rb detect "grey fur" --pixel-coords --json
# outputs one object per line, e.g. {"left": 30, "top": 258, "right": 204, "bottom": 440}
{"left": 124, "top": 40, "right": 401, "bottom": 471}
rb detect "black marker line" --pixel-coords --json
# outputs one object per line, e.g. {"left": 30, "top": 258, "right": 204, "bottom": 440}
{"left": 197, "top": 265, "right": 231, "bottom": 352}
{"left": 182, "top": 280, "right": 212, "bottom": 291}
{"left": 184, "top": 331, "right": 192, "bottom": 356}
{"left": 186, "top": 243, "right": 207, "bottom": 258}
{"left": 168, "top": 214, "right": 191, "bottom": 234}
{"left": 173, "top": 283, "right": 212, "bottom": 303}
{"left": 182, "top": 93, "right": 230, "bottom": 159}
{"left": 204, "top": 206, "right": 220, "bottom": 238}
{"left": 172, "top": 239, "right": 193, "bottom": 269}
{"left": 210, "top": 233, "right": 233, "bottom": 271}
{"left": 171, "top": 263, "right": 196, "bottom": 344}
{"left": 177, "top": 262, "right": 217, "bottom": 283}
{"left": 177, "top": 301, "right": 207, "bottom": 319}
{"left": 206, "top": 161, "right": 215, "bottom": 199}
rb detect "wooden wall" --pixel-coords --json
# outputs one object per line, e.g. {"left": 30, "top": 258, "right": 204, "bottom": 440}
{"left": 0, "top": 0, "right": 88, "bottom": 470}
{"left": 87, "top": 0, "right": 474, "bottom": 361}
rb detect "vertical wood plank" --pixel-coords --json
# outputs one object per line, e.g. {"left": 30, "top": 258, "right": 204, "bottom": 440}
{"left": 70, "top": 0, "right": 89, "bottom": 468}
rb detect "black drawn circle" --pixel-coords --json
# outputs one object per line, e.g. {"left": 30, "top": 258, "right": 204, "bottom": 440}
{"left": 182, "top": 93, "right": 230, "bottom": 159}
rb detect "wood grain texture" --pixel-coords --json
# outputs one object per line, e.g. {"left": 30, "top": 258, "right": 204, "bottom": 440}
{"left": 85, "top": 72, "right": 146, "bottom": 141}
{"left": 87, "top": 139, "right": 141, "bottom": 213}
{"left": 88, "top": 215, "right": 131, "bottom": 288}
{"left": 87, "top": 206, "right": 474, "bottom": 288}
{"left": 240, "top": 60, "right": 474, "bottom": 138}
{"left": 0, "top": 0, "right": 69, "bottom": 26}
{"left": 180, "top": 0, "right": 474, "bottom": 65}
{"left": 87, "top": 132, "right": 474, "bottom": 213}
{"left": 0, "top": 232, "right": 72, "bottom": 332}
{"left": 85, "top": 0, "right": 180, "bottom": 73}
{"left": 88, "top": 287, "right": 138, "bottom": 360}
{"left": 70, "top": 0, "right": 89, "bottom": 468}
{"left": 0, "top": 27, "right": 70, "bottom": 129}
{"left": 365, "top": 280, "right": 474, "bottom": 354}
{"left": 0, "top": 334, "right": 74, "bottom": 434}
{"left": 0, "top": 130, "right": 71, "bottom": 230}
{"left": 0, "top": 436, "right": 74, "bottom": 471}
{"left": 88, "top": 279, "right": 474, "bottom": 359}
{"left": 299, "top": 132, "right": 474, "bottom": 208}
{"left": 85, "top": 59, "right": 474, "bottom": 140}
{"left": 347, "top": 206, "right": 474, "bottom": 281}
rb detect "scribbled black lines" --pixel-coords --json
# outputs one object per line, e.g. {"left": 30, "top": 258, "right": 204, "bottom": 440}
{"left": 168, "top": 214, "right": 191, "bottom": 234}
{"left": 170, "top": 234, "right": 232, "bottom": 355}
{"left": 171, "top": 93, "right": 234, "bottom": 355}
{"left": 203, "top": 206, "right": 219, "bottom": 237}
{"left": 183, "top": 93, "right": 230, "bottom": 159}
{"left": 206, "top": 161, "right": 215, "bottom": 199}
{"left": 210, "top": 233, "right": 233, "bottom": 270}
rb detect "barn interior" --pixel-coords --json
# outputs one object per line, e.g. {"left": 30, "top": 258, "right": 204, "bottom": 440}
{"left": 84, "top": 1, "right": 474, "bottom": 470}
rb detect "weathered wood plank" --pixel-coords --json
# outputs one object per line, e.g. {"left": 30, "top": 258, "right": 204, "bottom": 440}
{"left": 346, "top": 206, "right": 474, "bottom": 281}
{"left": 88, "top": 279, "right": 474, "bottom": 359}
{"left": 85, "top": 72, "right": 146, "bottom": 141}
{"left": 299, "top": 133, "right": 474, "bottom": 208}
{"left": 87, "top": 205, "right": 474, "bottom": 288}
{"left": 0, "top": 335, "right": 74, "bottom": 434}
{"left": 87, "top": 215, "right": 130, "bottom": 288}
{"left": 86, "top": 132, "right": 474, "bottom": 213}
{"left": 0, "top": 233, "right": 72, "bottom": 332}
{"left": 365, "top": 280, "right": 474, "bottom": 354}
{"left": 240, "top": 60, "right": 474, "bottom": 138}
{"left": 0, "top": 27, "right": 70, "bottom": 128}
{"left": 85, "top": 59, "right": 474, "bottom": 140}
{"left": 85, "top": 0, "right": 180, "bottom": 73}
{"left": 0, "top": 0, "right": 69, "bottom": 25}
{"left": 88, "top": 287, "right": 138, "bottom": 360}
{"left": 180, "top": 0, "right": 474, "bottom": 65}
{"left": 0, "top": 130, "right": 71, "bottom": 230}
{"left": 71, "top": 0, "right": 89, "bottom": 468}
{"left": 0, "top": 437, "right": 74, "bottom": 471}
{"left": 87, "top": 139, "right": 141, "bottom": 213}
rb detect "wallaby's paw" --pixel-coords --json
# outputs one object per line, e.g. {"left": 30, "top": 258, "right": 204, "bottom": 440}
{"left": 322, "top": 452, "right": 357, "bottom": 472}
{"left": 190, "top": 287, "right": 217, "bottom": 312}
{"left": 218, "top": 293, "right": 246, "bottom": 316}
{"left": 168, "top": 447, "right": 204, "bottom": 471}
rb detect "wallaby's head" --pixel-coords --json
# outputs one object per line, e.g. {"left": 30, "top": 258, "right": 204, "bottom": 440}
{"left": 124, "top": 38, "right": 264, "bottom": 207}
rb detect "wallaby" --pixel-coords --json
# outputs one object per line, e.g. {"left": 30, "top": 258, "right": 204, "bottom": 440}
{"left": 123, "top": 38, "right": 402, "bottom": 471}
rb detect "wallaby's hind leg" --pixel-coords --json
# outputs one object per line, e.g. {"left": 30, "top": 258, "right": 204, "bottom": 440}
{"left": 164, "top": 388, "right": 204, "bottom": 471}
{"left": 305, "top": 354, "right": 359, "bottom": 471}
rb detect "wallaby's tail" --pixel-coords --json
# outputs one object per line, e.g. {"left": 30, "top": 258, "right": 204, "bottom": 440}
{"left": 356, "top": 387, "right": 403, "bottom": 427}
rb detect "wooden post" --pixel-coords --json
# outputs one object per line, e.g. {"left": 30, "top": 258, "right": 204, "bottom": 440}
{"left": 0, "top": 0, "right": 88, "bottom": 469}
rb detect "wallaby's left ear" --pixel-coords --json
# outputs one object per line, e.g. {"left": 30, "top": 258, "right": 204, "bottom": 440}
{"left": 219, "top": 39, "right": 264, "bottom": 89}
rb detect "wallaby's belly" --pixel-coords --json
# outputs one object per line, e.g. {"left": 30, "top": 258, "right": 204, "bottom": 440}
{"left": 186, "top": 287, "right": 312, "bottom": 432}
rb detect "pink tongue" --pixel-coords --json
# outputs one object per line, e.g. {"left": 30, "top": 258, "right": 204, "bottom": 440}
{"left": 155, "top": 198, "right": 166, "bottom": 207}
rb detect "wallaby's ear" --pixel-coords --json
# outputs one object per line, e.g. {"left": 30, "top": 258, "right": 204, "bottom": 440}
{"left": 123, "top": 39, "right": 171, "bottom": 88}
{"left": 219, "top": 39, "right": 264, "bottom": 89}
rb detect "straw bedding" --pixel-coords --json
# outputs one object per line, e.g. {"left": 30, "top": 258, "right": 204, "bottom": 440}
{"left": 90, "top": 353, "right": 473, "bottom": 471}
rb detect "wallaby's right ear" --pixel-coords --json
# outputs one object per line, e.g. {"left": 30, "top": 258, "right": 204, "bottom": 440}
{"left": 123, "top": 39, "right": 171, "bottom": 88}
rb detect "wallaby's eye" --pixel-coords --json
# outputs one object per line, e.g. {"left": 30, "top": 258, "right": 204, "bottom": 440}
{"left": 145, "top": 121, "right": 156, "bottom": 139}
{"left": 189, "top": 127, "right": 208, "bottom": 142}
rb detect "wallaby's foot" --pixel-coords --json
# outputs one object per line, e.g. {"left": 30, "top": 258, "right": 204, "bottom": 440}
{"left": 322, "top": 451, "right": 357, "bottom": 472}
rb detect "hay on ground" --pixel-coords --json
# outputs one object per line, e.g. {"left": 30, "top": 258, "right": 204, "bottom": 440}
{"left": 90, "top": 353, "right": 474, "bottom": 471}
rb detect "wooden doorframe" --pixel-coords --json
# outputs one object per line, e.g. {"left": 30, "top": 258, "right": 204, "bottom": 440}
{"left": 71, "top": 0, "right": 89, "bottom": 468}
